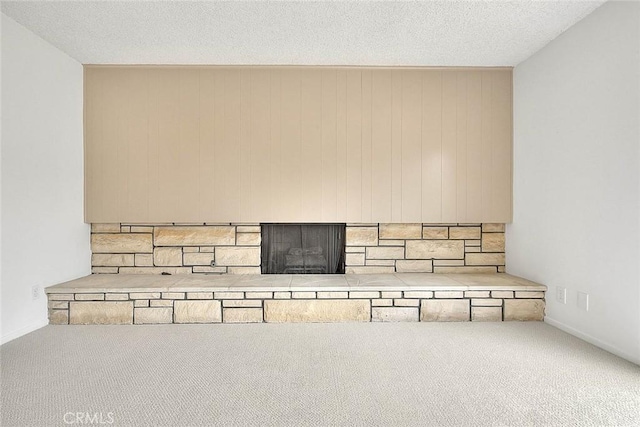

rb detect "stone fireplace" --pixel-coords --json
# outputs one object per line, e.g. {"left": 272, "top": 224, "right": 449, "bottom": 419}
{"left": 90, "top": 223, "right": 505, "bottom": 274}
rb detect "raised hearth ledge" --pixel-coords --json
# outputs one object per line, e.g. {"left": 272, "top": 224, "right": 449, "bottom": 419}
{"left": 46, "top": 274, "right": 546, "bottom": 324}
{"left": 46, "top": 273, "right": 545, "bottom": 294}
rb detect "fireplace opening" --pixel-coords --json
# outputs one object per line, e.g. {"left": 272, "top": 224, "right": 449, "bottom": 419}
{"left": 261, "top": 224, "right": 346, "bottom": 274}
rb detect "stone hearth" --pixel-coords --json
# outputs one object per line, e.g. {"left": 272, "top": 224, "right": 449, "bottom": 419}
{"left": 46, "top": 273, "right": 545, "bottom": 324}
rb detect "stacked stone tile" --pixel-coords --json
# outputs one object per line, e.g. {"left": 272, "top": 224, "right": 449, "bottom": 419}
{"left": 345, "top": 223, "right": 505, "bottom": 273}
{"left": 91, "top": 223, "right": 261, "bottom": 274}
{"left": 48, "top": 288, "right": 545, "bottom": 325}
{"left": 90, "top": 222, "right": 505, "bottom": 275}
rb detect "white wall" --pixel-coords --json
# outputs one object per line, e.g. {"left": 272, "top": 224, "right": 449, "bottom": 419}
{"left": 1, "top": 14, "right": 90, "bottom": 343}
{"left": 509, "top": 1, "right": 640, "bottom": 364}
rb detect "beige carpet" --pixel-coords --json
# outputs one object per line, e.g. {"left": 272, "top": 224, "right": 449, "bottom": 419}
{"left": 1, "top": 322, "right": 638, "bottom": 427}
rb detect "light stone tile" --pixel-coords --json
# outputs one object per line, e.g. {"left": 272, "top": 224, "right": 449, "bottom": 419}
{"left": 154, "top": 247, "right": 183, "bottom": 267}
{"left": 292, "top": 291, "right": 317, "bottom": 299}
{"left": 464, "top": 240, "right": 481, "bottom": 247}
{"left": 183, "top": 252, "right": 215, "bottom": 266}
{"left": 91, "top": 233, "right": 153, "bottom": 254}
{"left": 183, "top": 247, "right": 200, "bottom": 253}
{"left": 345, "top": 246, "right": 365, "bottom": 253}
{"left": 91, "top": 267, "right": 119, "bottom": 274}
{"left": 378, "top": 239, "right": 406, "bottom": 246}
{"left": 223, "top": 308, "right": 263, "bottom": 323}
{"left": 345, "top": 227, "right": 378, "bottom": 246}
{"left": 472, "top": 299, "right": 503, "bottom": 307}
{"left": 433, "top": 266, "right": 498, "bottom": 274}
{"left": 482, "top": 223, "right": 505, "bottom": 232}
{"left": 393, "top": 299, "right": 420, "bottom": 307}
{"left": 396, "top": 260, "right": 433, "bottom": 273}
{"left": 381, "top": 291, "right": 402, "bottom": 299}
{"left": 482, "top": 233, "right": 505, "bottom": 253}
{"left": 405, "top": 240, "right": 464, "bottom": 260}
{"left": 273, "top": 292, "right": 291, "bottom": 299}
{"left": 420, "top": 299, "right": 470, "bottom": 322}
{"left": 403, "top": 291, "right": 433, "bottom": 299}
{"left": 372, "top": 299, "right": 393, "bottom": 307}
{"left": 372, "top": 307, "right": 418, "bottom": 322}
{"left": 154, "top": 226, "right": 235, "bottom": 246}
{"left": 504, "top": 299, "right": 545, "bottom": 321}
{"left": 227, "top": 267, "right": 261, "bottom": 274}
{"left": 422, "top": 227, "right": 448, "bottom": 239}
{"left": 379, "top": 223, "right": 422, "bottom": 239}
{"left": 91, "top": 254, "right": 134, "bottom": 267}
{"left": 70, "top": 302, "right": 133, "bottom": 325}
{"left": 433, "top": 259, "right": 465, "bottom": 266}
{"left": 236, "top": 232, "right": 261, "bottom": 246}
{"left": 349, "top": 291, "right": 379, "bottom": 299}
{"left": 130, "top": 292, "right": 161, "bottom": 299}
{"left": 515, "top": 291, "right": 545, "bottom": 299}
{"left": 214, "top": 291, "right": 244, "bottom": 299}
{"left": 130, "top": 226, "right": 153, "bottom": 233}
{"left": 162, "top": 292, "right": 185, "bottom": 300}
{"left": 199, "top": 247, "right": 215, "bottom": 253}
{"left": 245, "top": 292, "right": 273, "bottom": 299}
{"left": 75, "top": 293, "right": 105, "bottom": 301}
{"left": 464, "top": 291, "right": 490, "bottom": 298}
{"left": 174, "top": 300, "right": 222, "bottom": 323}
{"left": 120, "top": 226, "right": 131, "bottom": 233}
{"left": 449, "top": 227, "right": 481, "bottom": 240}
{"left": 366, "top": 260, "right": 396, "bottom": 266}
{"left": 466, "top": 253, "right": 505, "bottom": 266}
{"left": 346, "top": 253, "right": 365, "bottom": 266}
{"left": 434, "top": 291, "right": 464, "bottom": 299}
{"left": 492, "top": 291, "right": 514, "bottom": 299}
{"left": 134, "top": 300, "right": 149, "bottom": 307}
{"left": 223, "top": 300, "right": 262, "bottom": 308}
{"left": 472, "top": 306, "right": 503, "bottom": 321}
{"left": 264, "top": 300, "right": 370, "bottom": 323}
{"left": 187, "top": 292, "right": 213, "bottom": 299}
{"left": 498, "top": 266, "right": 506, "bottom": 273}
{"left": 465, "top": 247, "right": 481, "bottom": 253}
{"left": 134, "top": 253, "right": 153, "bottom": 267}
{"left": 366, "top": 246, "right": 405, "bottom": 260}
{"left": 317, "top": 291, "right": 349, "bottom": 299}
{"left": 48, "top": 301, "right": 68, "bottom": 309}
{"left": 345, "top": 266, "right": 395, "bottom": 274}
{"left": 91, "top": 223, "right": 121, "bottom": 233}
{"left": 236, "top": 226, "right": 261, "bottom": 233}
{"left": 150, "top": 300, "right": 173, "bottom": 307}
{"left": 49, "top": 310, "right": 69, "bottom": 325}
{"left": 215, "top": 247, "right": 260, "bottom": 266}
{"left": 135, "top": 307, "right": 173, "bottom": 324}
{"left": 49, "top": 293, "right": 75, "bottom": 301}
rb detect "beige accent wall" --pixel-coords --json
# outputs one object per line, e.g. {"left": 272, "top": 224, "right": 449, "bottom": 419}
{"left": 85, "top": 66, "right": 512, "bottom": 223}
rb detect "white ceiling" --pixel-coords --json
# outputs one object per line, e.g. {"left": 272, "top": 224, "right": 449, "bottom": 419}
{"left": 1, "top": 1, "right": 607, "bottom": 66}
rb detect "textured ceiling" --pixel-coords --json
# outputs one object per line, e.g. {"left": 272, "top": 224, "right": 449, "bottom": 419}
{"left": 1, "top": 1, "right": 606, "bottom": 66}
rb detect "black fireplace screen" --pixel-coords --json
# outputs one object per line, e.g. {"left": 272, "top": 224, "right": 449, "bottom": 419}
{"left": 261, "top": 224, "right": 345, "bottom": 274}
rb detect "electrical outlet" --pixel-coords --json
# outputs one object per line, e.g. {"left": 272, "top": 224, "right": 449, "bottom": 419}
{"left": 577, "top": 292, "right": 589, "bottom": 311}
{"left": 556, "top": 286, "right": 567, "bottom": 304}
{"left": 31, "top": 285, "right": 40, "bottom": 300}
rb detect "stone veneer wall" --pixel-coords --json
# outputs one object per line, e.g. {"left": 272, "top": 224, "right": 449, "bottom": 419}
{"left": 49, "top": 289, "right": 545, "bottom": 325}
{"left": 90, "top": 223, "right": 505, "bottom": 274}
{"left": 345, "top": 223, "right": 505, "bottom": 274}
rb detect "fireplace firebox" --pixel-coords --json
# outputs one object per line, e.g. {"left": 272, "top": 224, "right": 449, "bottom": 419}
{"left": 261, "top": 224, "right": 345, "bottom": 274}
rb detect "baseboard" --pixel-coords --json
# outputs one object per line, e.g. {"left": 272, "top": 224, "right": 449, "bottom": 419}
{"left": 544, "top": 316, "right": 640, "bottom": 366}
{"left": 1, "top": 319, "right": 49, "bottom": 345}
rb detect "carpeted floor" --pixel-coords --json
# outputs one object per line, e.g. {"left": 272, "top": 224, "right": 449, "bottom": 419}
{"left": 1, "top": 322, "right": 638, "bottom": 427}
